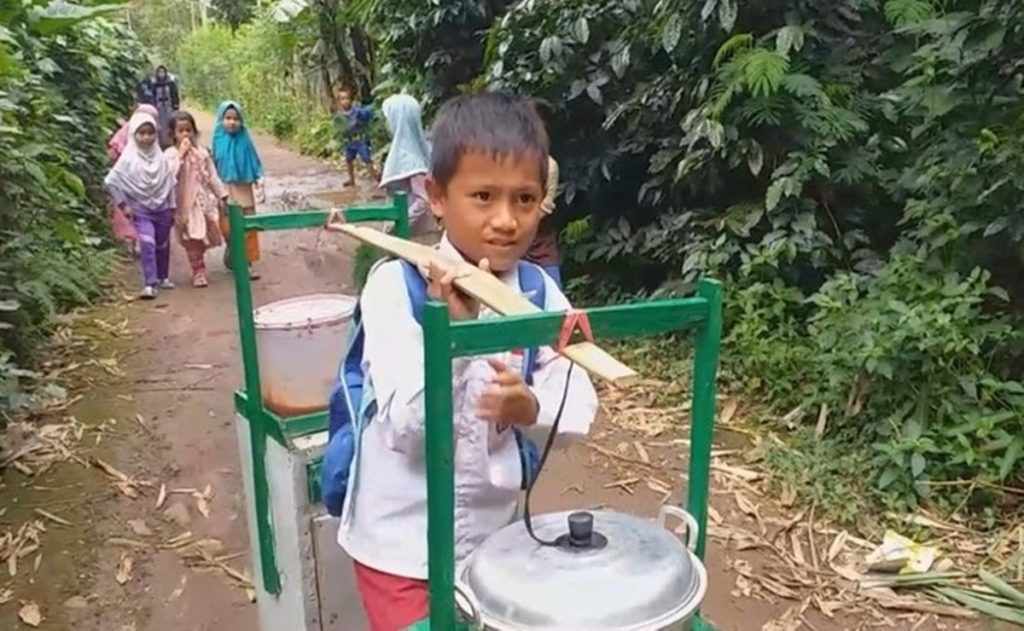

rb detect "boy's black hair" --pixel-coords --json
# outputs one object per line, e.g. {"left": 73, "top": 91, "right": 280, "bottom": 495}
{"left": 430, "top": 92, "right": 549, "bottom": 189}
{"left": 170, "top": 110, "right": 199, "bottom": 140}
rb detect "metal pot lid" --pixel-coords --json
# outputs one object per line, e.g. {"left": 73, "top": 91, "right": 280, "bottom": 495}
{"left": 458, "top": 508, "right": 707, "bottom": 630}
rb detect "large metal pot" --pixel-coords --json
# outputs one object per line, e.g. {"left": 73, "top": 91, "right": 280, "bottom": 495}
{"left": 454, "top": 506, "right": 708, "bottom": 630}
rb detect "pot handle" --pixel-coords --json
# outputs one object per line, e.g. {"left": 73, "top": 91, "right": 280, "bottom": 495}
{"left": 658, "top": 505, "right": 699, "bottom": 553}
{"left": 454, "top": 579, "right": 484, "bottom": 630}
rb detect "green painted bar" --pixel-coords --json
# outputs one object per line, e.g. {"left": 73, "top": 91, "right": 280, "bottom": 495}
{"left": 306, "top": 458, "right": 323, "bottom": 505}
{"left": 233, "top": 391, "right": 327, "bottom": 444}
{"left": 423, "top": 302, "right": 458, "bottom": 630}
{"left": 233, "top": 391, "right": 287, "bottom": 446}
{"left": 243, "top": 207, "right": 398, "bottom": 232}
{"left": 686, "top": 278, "right": 723, "bottom": 563}
{"left": 279, "top": 410, "right": 329, "bottom": 438}
{"left": 244, "top": 210, "right": 332, "bottom": 231}
{"left": 448, "top": 298, "right": 709, "bottom": 357}
{"left": 690, "top": 613, "right": 718, "bottom": 630}
{"left": 393, "top": 190, "right": 410, "bottom": 238}
{"left": 228, "top": 203, "right": 282, "bottom": 595}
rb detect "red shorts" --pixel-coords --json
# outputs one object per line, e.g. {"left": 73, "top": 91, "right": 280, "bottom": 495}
{"left": 354, "top": 561, "right": 429, "bottom": 631}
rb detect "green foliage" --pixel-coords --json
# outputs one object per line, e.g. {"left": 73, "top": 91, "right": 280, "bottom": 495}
{"left": 172, "top": 19, "right": 337, "bottom": 155}
{"left": 127, "top": 0, "right": 192, "bottom": 63}
{"left": 360, "top": 0, "right": 1024, "bottom": 513}
{"left": 211, "top": 0, "right": 256, "bottom": 31}
{"left": 0, "top": 2, "right": 146, "bottom": 413}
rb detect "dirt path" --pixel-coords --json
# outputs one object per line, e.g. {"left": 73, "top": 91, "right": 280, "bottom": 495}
{"left": 0, "top": 111, "right": 994, "bottom": 631}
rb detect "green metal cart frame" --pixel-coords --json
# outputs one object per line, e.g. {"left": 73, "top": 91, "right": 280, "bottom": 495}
{"left": 227, "top": 192, "right": 409, "bottom": 594}
{"left": 415, "top": 280, "right": 722, "bottom": 630}
{"left": 228, "top": 192, "right": 722, "bottom": 630}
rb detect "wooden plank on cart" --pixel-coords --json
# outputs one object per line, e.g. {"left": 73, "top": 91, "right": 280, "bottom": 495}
{"left": 326, "top": 222, "right": 638, "bottom": 386}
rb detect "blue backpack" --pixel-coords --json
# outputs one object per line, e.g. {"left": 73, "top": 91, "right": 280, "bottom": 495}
{"left": 321, "top": 260, "right": 548, "bottom": 517}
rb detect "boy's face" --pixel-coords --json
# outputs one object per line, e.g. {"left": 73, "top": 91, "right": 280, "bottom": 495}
{"left": 223, "top": 108, "right": 241, "bottom": 133}
{"left": 338, "top": 91, "right": 353, "bottom": 111}
{"left": 426, "top": 150, "right": 545, "bottom": 273}
{"left": 134, "top": 123, "right": 157, "bottom": 149}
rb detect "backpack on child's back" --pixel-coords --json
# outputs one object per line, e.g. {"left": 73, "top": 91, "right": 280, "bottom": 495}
{"left": 321, "top": 259, "right": 549, "bottom": 517}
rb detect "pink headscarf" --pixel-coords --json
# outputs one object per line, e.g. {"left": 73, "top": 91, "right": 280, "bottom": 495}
{"left": 107, "top": 104, "right": 158, "bottom": 163}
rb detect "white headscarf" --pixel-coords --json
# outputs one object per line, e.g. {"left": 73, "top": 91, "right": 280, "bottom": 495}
{"left": 104, "top": 111, "right": 175, "bottom": 209}
{"left": 379, "top": 94, "right": 431, "bottom": 187}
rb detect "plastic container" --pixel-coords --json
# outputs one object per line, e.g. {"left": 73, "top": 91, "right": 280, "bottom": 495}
{"left": 254, "top": 294, "right": 357, "bottom": 417}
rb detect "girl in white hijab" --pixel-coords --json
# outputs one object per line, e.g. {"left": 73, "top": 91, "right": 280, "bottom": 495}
{"left": 379, "top": 94, "right": 432, "bottom": 233}
{"left": 105, "top": 111, "right": 178, "bottom": 299}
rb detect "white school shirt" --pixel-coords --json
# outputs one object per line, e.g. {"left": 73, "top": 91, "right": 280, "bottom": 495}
{"left": 337, "top": 236, "right": 599, "bottom": 580}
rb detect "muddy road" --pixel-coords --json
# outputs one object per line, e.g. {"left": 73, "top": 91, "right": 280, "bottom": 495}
{"left": 0, "top": 111, "right": 994, "bottom": 631}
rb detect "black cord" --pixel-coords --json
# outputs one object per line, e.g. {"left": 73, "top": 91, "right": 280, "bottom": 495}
{"left": 522, "top": 362, "right": 576, "bottom": 546}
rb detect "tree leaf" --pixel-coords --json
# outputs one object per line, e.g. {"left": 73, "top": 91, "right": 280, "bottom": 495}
{"left": 586, "top": 82, "right": 603, "bottom": 105}
{"left": 271, "top": 0, "right": 309, "bottom": 23}
{"left": 765, "top": 178, "right": 787, "bottom": 211}
{"left": 878, "top": 467, "right": 899, "bottom": 490}
{"left": 611, "top": 44, "right": 630, "bottom": 78}
{"left": 572, "top": 16, "right": 590, "bottom": 44}
{"left": 999, "top": 439, "right": 1022, "bottom": 481}
{"left": 662, "top": 13, "right": 682, "bottom": 53}
{"left": 983, "top": 216, "right": 1008, "bottom": 237}
{"left": 911, "top": 453, "right": 926, "bottom": 478}
{"left": 746, "top": 140, "right": 764, "bottom": 176}
{"left": 700, "top": 0, "right": 718, "bottom": 22}
{"left": 776, "top": 25, "right": 804, "bottom": 54}
{"left": 718, "top": 0, "right": 738, "bottom": 32}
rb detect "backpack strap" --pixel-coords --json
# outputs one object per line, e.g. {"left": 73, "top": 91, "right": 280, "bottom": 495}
{"left": 398, "top": 259, "right": 548, "bottom": 382}
{"left": 400, "top": 260, "right": 429, "bottom": 325}
{"left": 516, "top": 261, "right": 547, "bottom": 386}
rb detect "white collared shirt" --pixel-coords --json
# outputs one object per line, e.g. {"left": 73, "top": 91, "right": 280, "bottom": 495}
{"left": 337, "top": 236, "right": 599, "bottom": 579}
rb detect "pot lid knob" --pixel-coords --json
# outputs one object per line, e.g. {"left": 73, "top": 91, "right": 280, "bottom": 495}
{"left": 567, "top": 511, "right": 594, "bottom": 548}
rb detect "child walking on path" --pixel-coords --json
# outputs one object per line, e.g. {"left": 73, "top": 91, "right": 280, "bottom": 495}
{"left": 334, "top": 87, "right": 380, "bottom": 188}
{"left": 211, "top": 100, "right": 263, "bottom": 280}
{"left": 104, "top": 111, "right": 177, "bottom": 300}
{"left": 166, "top": 111, "right": 228, "bottom": 288}
{"left": 106, "top": 103, "right": 160, "bottom": 255}
{"left": 379, "top": 93, "right": 432, "bottom": 234}
{"left": 335, "top": 92, "right": 599, "bottom": 630}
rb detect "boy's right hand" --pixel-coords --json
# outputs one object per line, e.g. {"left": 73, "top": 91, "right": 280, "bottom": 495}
{"left": 422, "top": 257, "right": 489, "bottom": 321}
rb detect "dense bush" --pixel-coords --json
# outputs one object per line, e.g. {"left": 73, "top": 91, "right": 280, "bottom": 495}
{"left": 480, "top": 0, "right": 1024, "bottom": 511}
{"left": 0, "top": 2, "right": 146, "bottom": 413}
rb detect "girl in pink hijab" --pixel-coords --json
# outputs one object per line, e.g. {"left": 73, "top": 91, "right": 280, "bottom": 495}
{"left": 106, "top": 104, "right": 158, "bottom": 254}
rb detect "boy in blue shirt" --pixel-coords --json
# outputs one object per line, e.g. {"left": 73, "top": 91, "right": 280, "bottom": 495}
{"left": 334, "top": 87, "right": 381, "bottom": 187}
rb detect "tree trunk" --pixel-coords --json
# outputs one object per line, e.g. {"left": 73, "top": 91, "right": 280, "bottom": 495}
{"left": 319, "top": 54, "right": 333, "bottom": 107}
{"left": 314, "top": 0, "right": 355, "bottom": 91}
{"left": 349, "top": 26, "right": 374, "bottom": 101}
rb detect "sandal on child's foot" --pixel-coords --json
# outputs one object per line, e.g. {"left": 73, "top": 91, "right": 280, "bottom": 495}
{"left": 343, "top": 180, "right": 356, "bottom": 188}
{"left": 139, "top": 286, "right": 157, "bottom": 300}
{"left": 248, "top": 268, "right": 261, "bottom": 281}
{"left": 158, "top": 278, "right": 176, "bottom": 290}
{"left": 192, "top": 274, "right": 209, "bottom": 288}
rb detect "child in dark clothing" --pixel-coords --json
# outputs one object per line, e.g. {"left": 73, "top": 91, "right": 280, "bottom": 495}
{"left": 334, "top": 87, "right": 381, "bottom": 187}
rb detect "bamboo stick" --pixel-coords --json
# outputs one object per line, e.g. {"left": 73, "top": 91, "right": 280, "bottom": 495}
{"left": 327, "top": 222, "right": 638, "bottom": 385}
